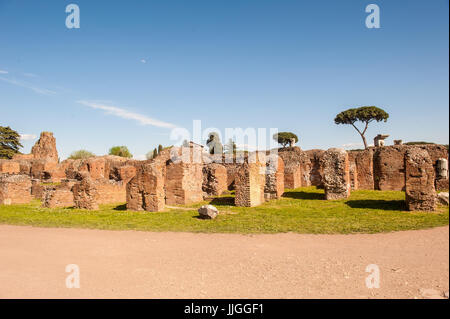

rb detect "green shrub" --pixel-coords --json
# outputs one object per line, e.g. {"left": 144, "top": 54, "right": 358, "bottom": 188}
{"left": 68, "top": 150, "right": 95, "bottom": 160}
{"left": 109, "top": 146, "right": 132, "bottom": 158}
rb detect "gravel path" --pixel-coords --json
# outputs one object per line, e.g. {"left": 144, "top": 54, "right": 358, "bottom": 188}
{"left": 0, "top": 225, "right": 448, "bottom": 299}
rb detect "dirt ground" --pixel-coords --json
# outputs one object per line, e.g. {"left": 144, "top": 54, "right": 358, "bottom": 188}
{"left": 0, "top": 225, "right": 448, "bottom": 299}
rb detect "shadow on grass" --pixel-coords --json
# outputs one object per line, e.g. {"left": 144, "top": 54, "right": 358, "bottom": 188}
{"left": 283, "top": 191, "right": 325, "bottom": 200}
{"left": 209, "top": 196, "right": 235, "bottom": 206}
{"left": 345, "top": 200, "right": 407, "bottom": 211}
{"left": 113, "top": 204, "right": 127, "bottom": 211}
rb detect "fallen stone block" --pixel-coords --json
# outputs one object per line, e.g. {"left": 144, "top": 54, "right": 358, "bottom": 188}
{"left": 198, "top": 205, "right": 219, "bottom": 219}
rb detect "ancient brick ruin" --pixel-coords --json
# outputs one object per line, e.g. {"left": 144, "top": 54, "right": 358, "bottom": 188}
{"left": 321, "top": 148, "right": 351, "bottom": 200}
{"left": 235, "top": 155, "right": 266, "bottom": 207}
{"left": 264, "top": 154, "right": 285, "bottom": 200}
{"left": 72, "top": 172, "right": 99, "bottom": 210}
{"left": 0, "top": 131, "right": 448, "bottom": 212}
{"left": 42, "top": 183, "right": 75, "bottom": 208}
{"left": 202, "top": 163, "right": 228, "bottom": 198}
{"left": 0, "top": 174, "right": 32, "bottom": 205}
{"left": 30, "top": 132, "right": 59, "bottom": 163}
{"left": 126, "top": 162, "right": 165, "bottom": 211}
{"left": 405, "top": 148, "right": 436, "bottom": 211}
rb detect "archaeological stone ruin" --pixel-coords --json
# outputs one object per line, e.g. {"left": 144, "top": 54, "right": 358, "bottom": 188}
{"left": 321, "top": 148, "right": 351, "bottom": 200}
{"left": 0, "top": 131, "right": 448, "bottom": 212}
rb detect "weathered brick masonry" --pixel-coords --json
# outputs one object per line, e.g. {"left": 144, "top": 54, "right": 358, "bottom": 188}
{"left": 405, "top": 148, "right": 436, "bottom": 211}
{"left": 321, "top": 148, "right": 351, "bottom": 200}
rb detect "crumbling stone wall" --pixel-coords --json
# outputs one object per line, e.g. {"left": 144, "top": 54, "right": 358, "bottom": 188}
{"left": 264, "top": 155, "right": 284, "bottom": 200}
{"left": 166, "top": 161, "right": 203, "bottom": 205}
{"left": 31, "top": 179, "right": 56, "bottom": 200}
{"left": 163, "top": 146, "right": 203, "bottom": 205}
{"left": 222, "top": 162, "right": 241, "bottom": 190}
{"left": 0, "top": 160, "right": 20, "bottom": 174}
{"left": 405, "top": 148, "right": 436, "bottom": 211}
{"left": 97, "top": 180, "right": 127, "bottom": 204}
{"left": 235, "top": 156, "right": 265, "bottom": 207}
{"left": 72, "top": 173, "right": 99, "bottom": 210}
{"left": 86, "top": 158, "right": 106, "bottom": 179}
{"left": 0, "top": 174, "right": 32, "bottom": 205}
{"left": 278, "top": 147, "right": 311, "bottom": 188}
{"left": 373, "top": 146, "right": 406, "bottom": 191}
{"left": 126, "top": 162, "right": 165, "bottom": 211}
{"left": 30, "top": 160, "right": 66, "bottom": 182}
{"left": 373, "top": 145, "right": 448, "bottom": 191}
{"left": 110, "top": 165, "right": 136, "bottom": 185}
{"left": 347, "top": 149, "right": 375, "bottom": 190}
{"left": 202, "top": 163, "right": 228, "bottom": 198}
{"left": 279, "top": 147, "right": 302, "bottom": 189}
{"left": 348, "top": 161, "right": 358, "bottom": 190}
{"left": 306, "top": 149, "right": 325, "bottom": 187}
{"left": 31, "top": 132, "right": 58, "bottom": 163}
{"left": 42, "top": 185, "right": 74, "bottom": 208}
{"left": 321, "top": 148, "right": 351, "bottom": 200}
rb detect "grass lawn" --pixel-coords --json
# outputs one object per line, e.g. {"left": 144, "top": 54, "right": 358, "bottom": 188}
{"left": 0, "top": 187, "right": 448, "bottom": 234}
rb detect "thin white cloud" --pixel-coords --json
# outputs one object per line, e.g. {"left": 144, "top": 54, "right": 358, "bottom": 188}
{"left": 77, "top": 100, "right": 176, "bottom": 129}
{"left": 0, "top": 70, "right": 8, "bottom": 74}
{"left": 140, "top": 59, "right": 147, "bottom": 63}
{"left": 20, "top": 134, "right": 37, "bottom": 141}
{"left": 0, "top": 76, "right": 56, "bottom": 95}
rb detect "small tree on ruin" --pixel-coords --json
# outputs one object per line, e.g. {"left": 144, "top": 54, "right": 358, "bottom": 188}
{"left": 273, "top": 132, "right": 298, "bottom": 148}
{"left": 109, "top": 146, "right": 133, "bottom": 158}
{"left": 68, "top": 150, "right": 95, "bottom": 159}
{"left": 334, "top": 106, "right": 389, "bottom": 149}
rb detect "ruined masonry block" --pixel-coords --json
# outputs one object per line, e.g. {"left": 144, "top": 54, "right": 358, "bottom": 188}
{"left": 348, "top": 161, "right": 358, "bottom": 190}
{"left": 31, "top": 132, "right": 59, "bottom": 163}
{"left": 165, "top": 161, "right": 203, "bottom": 205}
{"left": 31, "top": 160, "right": 58, "bottom": 180}
{"left": 278, "top": 147, "right": 305, "bottom": 188}
{"left": 42, "top": 186, "right": 74, "bottom": 208}
{"left": 0, "top": 174, "right": 32, "bottom": 205}
{"left": 264, "top": 155, "right": 284, "bottom": 200}
{"left": 126, "top": 162, "right": 165, "bottom": 211}
{"left": 348, "top": 149, "right": 374, "bottom": 190}
{"left": 86, "top": 158, "right": 106, "bottom": 180}
{"left": 373, "top": 146, "right": 406, "bottom": 191}
{"left": 118, "top": 165, "right": 137, "bottom": 184}
{"left": 306, "top": 149, "right": 325, "bottom": 187}
{"left": 405, "top": 148, "right": 436, "bottom": 211}
{"left": 321, "top": 148, "right": 351, "bottom": 200}
{"left": 72, "top": 173, "right": 99, "bottom": 210}
{"left": 235, "top": 160, "right": 266, "bottom": 207}
{"left": 202, "top": 163, "right": 228, "bottom": 197}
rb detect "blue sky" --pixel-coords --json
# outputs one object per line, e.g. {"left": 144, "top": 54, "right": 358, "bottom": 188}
{"left": 0, "top": 0, "right": 448, "bottom": 160}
